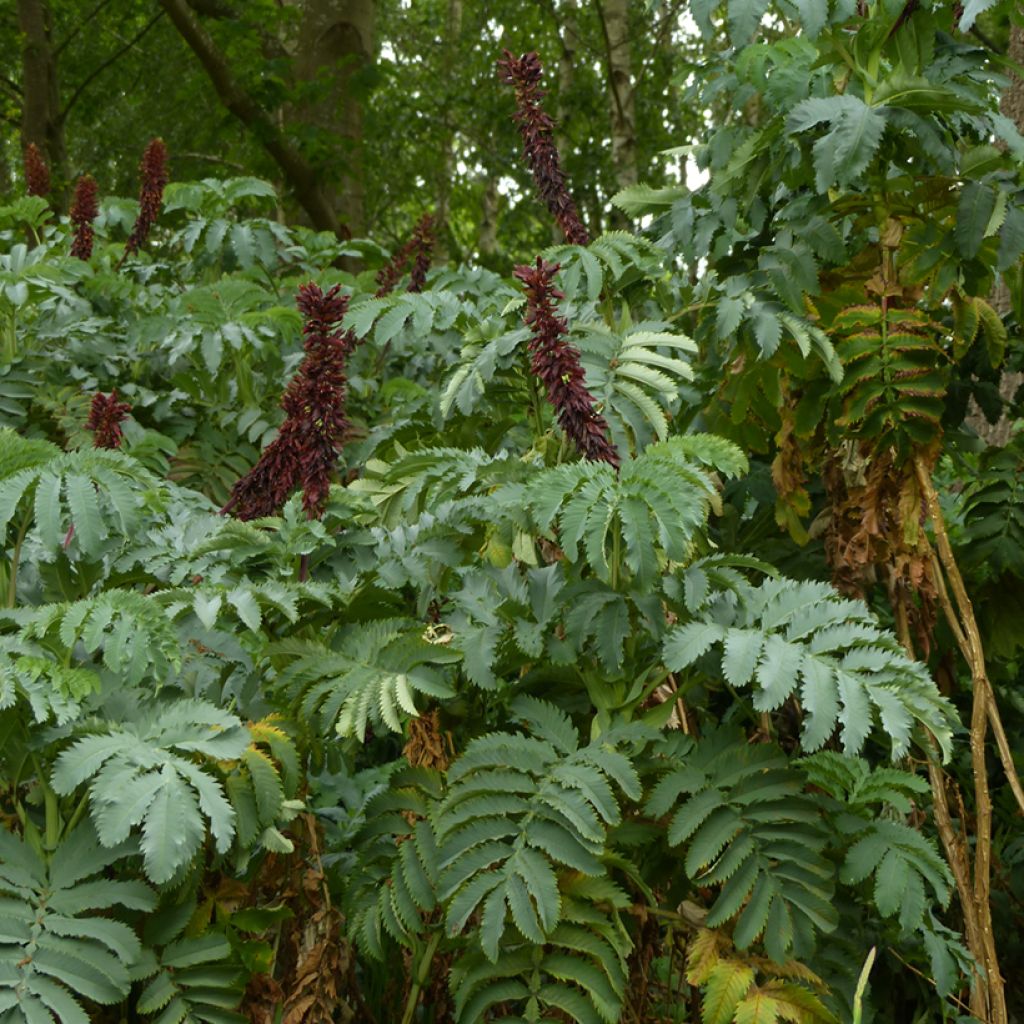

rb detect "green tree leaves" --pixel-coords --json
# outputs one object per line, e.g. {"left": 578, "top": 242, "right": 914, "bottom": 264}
{"left": 787, "top": 96, "right": 888, "bottom": 193}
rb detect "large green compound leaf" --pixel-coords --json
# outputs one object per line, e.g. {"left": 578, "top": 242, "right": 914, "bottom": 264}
{"left": 646, "top": 730, "right": 837, "bottom": 962}
{"left": 0, "top": 826, "right": 154, "bottom": 1024}
{"left": 0, "top": 445, "right": 154, "bottom": 562}
{"left": 436, "top": 699, "right": 639, "bottom": 961}
{"left": 434, "top": 697, "right": 640, "bottom": 1023}
{"left": 798, "top": 752, "right": 952, "bottom": 933}
{"left": 573, "top": 322, "right": 696, "bottom": 453}
{"left": 518, "top": 435, "right": 746, "bottom": 590}
{"left": 51, "top": 699, "right": 251, "bottom": 884}
{"left": 664, "top": 576, "right": 956, "bottom": 758}
{"left": 274, "top": 617, "right": 460, "bottom": 738}
{"left": 450, "top": 878, "right": 631, "bottom": 1024}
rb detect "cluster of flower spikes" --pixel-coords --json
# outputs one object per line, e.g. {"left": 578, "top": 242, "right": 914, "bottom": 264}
{"left": 124, "top": 138, "right": 168, "bottom": 256}
{"left": 221, "top": 283, "right": 354, "bottom": 521}
{"left": 224, "top": 213, "right": 437, "bottom": 522}
{"left": 498, "top": 50, "right": 590, "bottom": 247}
{"left": 374, "top": 213, "right": 436, "bottom": 296}
{"left": 86, "top": 391, "right": 131, "bottom": 449}
{"left": 70, "top": 175, "right": 99, "bottom": 260}
{"left": 23, "top": 143, "right": 50, "bottom": 198}
{"left": 514, "top": 257, "right": 619, "bottom": 468}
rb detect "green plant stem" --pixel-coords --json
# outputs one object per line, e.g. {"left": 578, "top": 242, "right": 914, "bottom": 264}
{"left": 527, "top": 371, "right": 546, "bottom": 446}
{"left": 1, "top": 310, "right": 16, "bottom": 362}
{"left": 610, "top": 525, "right": 621, "bottom": 590}
{"left": 63, "top": 791, "right": 91, "bottom": 839}
{"left": 6, "top": 509, "right": 33, "bottom": 607}
{"left": 30, "top": 753, "right": 60, "bottom": 851}
{"left": 401, "top": 930, "right": 441, "bottom": 1024}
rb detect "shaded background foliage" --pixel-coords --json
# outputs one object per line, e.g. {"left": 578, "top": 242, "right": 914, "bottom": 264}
{"left": 2, "top": 0, "right": 698, "bottom": 257}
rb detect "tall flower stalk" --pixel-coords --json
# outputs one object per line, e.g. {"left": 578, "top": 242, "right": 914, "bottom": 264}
{"left": 123, "top": 138, "right": 168, "bottom": 260}
{"left": 227, "top": 223, "right": 430, "bottom": 524}
{"left": 85, "top": 391, "right": 131, "bottom": 449}
{"left": 407, "top": 213, "right": 435, "bottom": 292}
{"left": 375, "top": 213, "right": 436, "bottom": 296}
{"left": 222, "top": 284, "right": 353, "bottom": 521}
{"left": 23, "top": 143, "right": 50, "bottom": 198}
{"left": 69, "top": 175, "right": 99, "bottom": 260}
{"left": 498, "top": 51, "right": 590, "bottom": 246}
{"left": 514, "top": 257, "right": 619, "bottom": 467}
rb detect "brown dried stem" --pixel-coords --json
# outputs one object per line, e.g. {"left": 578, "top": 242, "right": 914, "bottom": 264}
{"left": 914, "top": 456, "right": 1009, "bottom": 1024}
{"left": 915, "top": 458, "right": 1024, "bottom": 815}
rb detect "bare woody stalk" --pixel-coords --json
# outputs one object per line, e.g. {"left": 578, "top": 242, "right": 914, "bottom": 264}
{"left": 910, "top": 457, "right": 1019, "bottom": 1024}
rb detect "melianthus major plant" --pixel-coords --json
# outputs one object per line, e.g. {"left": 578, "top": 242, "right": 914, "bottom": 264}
{"left": 0, "top": 9, "right": 1018, "bottom": 1024}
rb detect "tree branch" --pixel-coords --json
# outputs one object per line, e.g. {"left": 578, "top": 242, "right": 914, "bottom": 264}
{"left": 157, "top": 0, "right": 343, "bottom": 236}
{"left": 59, "top": 12, "right": 164, "bottom": 121}
{"left": 54, "top": 0, "right": 116, "bottom": 57}
{"left": 185, "top": 0, "right": 236, "bottom": 16}
{"left": 179, "top": 150, "right": 248, "bottom": 172}
{"left": 590, "top": 0, "right": 627, "bottom": 130}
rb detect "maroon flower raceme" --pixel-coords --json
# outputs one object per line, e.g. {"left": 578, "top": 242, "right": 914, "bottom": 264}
{"left": 222, "top": 283, "right": 353, "bottom": 521}
{"left": 514, "top": 258, "right": 619, "bottom": 468}
{"left": 86, "top": 391, "right": 131, "bottom": 449}
{"left": 23, "top": 143, "right": 50, "bottom": 198}
{"left": 70, "top": 175, "right": 99, "bottom": 260}
{"left": 498, "top": 50, "right": 590, "bottom": 247}
{"left": 407, "top": 213, "right": 435, "bottom": 293}
{"left": 124, "top": 138, "right": 168, "bottom": 257}
{"left": 374, "top": 213, "right": 436, "bottom": 297}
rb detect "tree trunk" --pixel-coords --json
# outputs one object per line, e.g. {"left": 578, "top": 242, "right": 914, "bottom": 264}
{"left": 433, "top": 0, "right": 462, "bottom": 263}
{"left": 159, "top": 0, "right": 341, "bottom": 235}
{"left": 478, "top": 175, "right": 498, "bottom": 258}
{"left": 599, "top": 0, "right": 637, "bottom": 225}
{"left": 295, "top": 0, "right": 375, "bottom": 238}
{"left": 553, "top": 0, "right": 580, "bottom": 243}
{"left": 970, "top": 25, "right": 1024, "bottom": 445}
{"left": 17, "top": 0, "right": 66, "bottom": 205}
